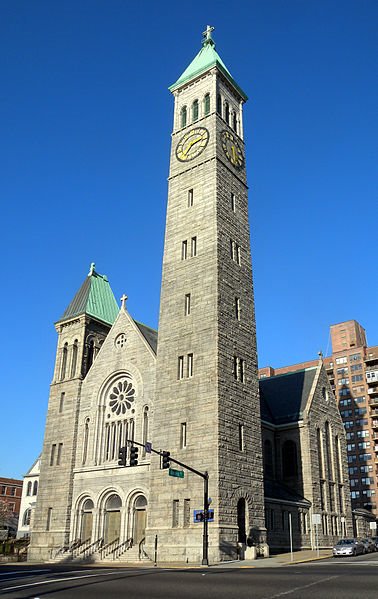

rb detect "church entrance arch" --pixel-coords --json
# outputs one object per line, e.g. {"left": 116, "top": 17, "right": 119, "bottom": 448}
{"left": 104, "top": 494, "right": 122, "bottom": 544}
{"left": 133, "top": 495, "right": 147, "bottom": 544}
{"left": 80, "top": 498, "right": 94, "bottom": 542}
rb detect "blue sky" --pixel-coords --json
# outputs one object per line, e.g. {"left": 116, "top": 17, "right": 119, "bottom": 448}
{"left": 1, "top": 1, "right": 377, "bottom": 478}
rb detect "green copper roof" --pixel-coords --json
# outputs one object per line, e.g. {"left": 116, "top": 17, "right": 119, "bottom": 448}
{"left": 59, "top": 263, "right": 119, "bottom": 325}
{"left": 169, "top": 28, "right": 247, "bottom": 101}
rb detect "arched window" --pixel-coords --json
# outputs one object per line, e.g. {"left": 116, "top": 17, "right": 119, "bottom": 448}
{"left": 224, "top": 101, "right": 230, "bottom": 124}
{"left": 26, "top": 481, "right": 32, "bottom": 496}
{"left": 317, "top": 428, "right": 324, "bottom": 479}
{"left": 180, "top": 106, "right": 187, "bottom": 128}
{"left": 324, "top": 421, "right": 333, "bottom": 480}
{"left": 33, "top": 481, "right": 38, "bottom": 496}
{"left": 204, "top": 93, "right": 210, "bottom": 116}
{"left": 23, "top": 508, "right": 31, "bottom": 526}
{"left": 264, "top": 439, "right": 274, "bottom": 478}
{"left": 60, "top": 343, "right": 68, "bottom": 380}
{"left": 282, "top": 440, "right": 298, "bottom": 477}
{"left": 237, "top": 498, "right": 247, "bottom": 544}
{"left": 81, "top": 498, "right": 94, "bottom": 541}
{"left": 71, "top": 339, "right": 78, "bottom": 378}
{"left": 192, "top": 99, "right": 199, "bottom": 122}
{"left": 232, "top": 111, "right": 237, "bottom": 132}
{"left": 217, "top": 94, "right": 222, "bottom": 115}
{"left": 83, "top": 418, "right": 90, "bottom": 465}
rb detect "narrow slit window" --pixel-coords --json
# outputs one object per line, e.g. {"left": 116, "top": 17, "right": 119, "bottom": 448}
{"left": 187, "top": 353, "right": 193, "bottom": 378}
{"left": 231, "top": 192, "right": 236, "bottom": 212}
{"left": 181, "top": 240, "right": 188, "bottom": 260}
{"left": 184, "top": 498, "right": 191, "bottom": 528}
{"left": 56, "top": 443, "right": 63, "bottom": 465}
{"left": 181, "top": 422, "right": 187, "bottom": 448}
{"left": 232, "top": 111, "right": 237, "bottom": 132}
{"left": 46, "top": 507, "right": 53, "bottom": 531}
{"left": 185, "top": 293, "right": 191, "bottom": 316}
{"left": 178, "top": 356, "right": 184, "bottom": 380}
{"left": 235, "top": 297, "right": 241, "bottom": 320}
{"left": 239, "top": 424, "right": 245, "bottom": 451}
{"left": 191, "top": 236, "right": 197, "bottom": 257}
{"left": 188, "top": 188, "right": 193, "bottom": 207}
{"left": 59, "top": 392, "right": 65, "bottom": 413}
{"left": 240, "top": 359, "right": 245, "bottom": 383}
{"left": 172, "top": 500, "right": 179, "bottom": 527}
{"left": 50, "top": 444, "right": 56, "bottom": 466}
{"left": 217, "top": 94, "right": 222, "bottom": 116}
{"left": 225, "top": 101, "right": 230, "bottom": 124}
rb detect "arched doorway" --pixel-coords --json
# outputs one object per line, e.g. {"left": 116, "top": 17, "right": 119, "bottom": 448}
{"left": 104, "top": 494, "right": 122, "bottom": 544}
{"left": 133, "top": 495, "right": 147, "bottom": 544}
{"left": 80, "top": 498, "right": 94, "bottom": 541}
{"left": 237, "top": 498, "right": 247, "bottom": 544}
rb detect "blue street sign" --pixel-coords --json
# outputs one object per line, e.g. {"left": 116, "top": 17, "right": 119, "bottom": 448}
{"left": 145, "top": 442, "right": 152, "bottom": 454}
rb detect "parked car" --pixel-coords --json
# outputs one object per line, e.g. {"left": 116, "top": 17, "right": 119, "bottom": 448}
{"left": 371, "top": 537, "right": 378, "bottom": 551}
{"left": 359, "top": 538, "right": 376, "bottom": 553}
{"left": 333, "top": 539, "right": 365, "bottom": 557}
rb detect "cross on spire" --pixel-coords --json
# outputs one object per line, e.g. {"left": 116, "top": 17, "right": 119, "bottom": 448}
{"left": 120, "top": 294, "right": 128, "bottom": 310}
{"left": 202, "top": 25, "right": 215, "bottom": 46}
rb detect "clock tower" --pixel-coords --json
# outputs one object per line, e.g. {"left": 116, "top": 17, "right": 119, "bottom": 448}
{"left": 146, "top": 27, "right": 266, "bottom": 563}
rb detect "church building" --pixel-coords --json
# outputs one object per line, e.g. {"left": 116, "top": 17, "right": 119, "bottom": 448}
{"left": 28, "top": 28, "right": 352, "bottom": 564}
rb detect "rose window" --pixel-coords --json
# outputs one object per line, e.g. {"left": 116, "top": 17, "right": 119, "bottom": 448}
{"left": 115, "top": 333, "right": 127, "bottom": 349}
{"left": 108, "top": 378, "right": 135, "bottom": 415}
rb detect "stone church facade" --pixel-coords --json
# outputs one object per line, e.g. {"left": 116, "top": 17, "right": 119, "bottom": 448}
{"left": 28, "top": 29, "right": 352, "bottom": 564}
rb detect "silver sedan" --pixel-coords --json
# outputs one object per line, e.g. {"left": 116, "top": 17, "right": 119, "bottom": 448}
{"left": 333, "top": 539, "right": 365, "bottom": 557}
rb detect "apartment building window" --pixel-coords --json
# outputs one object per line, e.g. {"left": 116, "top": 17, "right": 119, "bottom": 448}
{"left": 235, "top": 297, "right": 241, "bottom": 320}
{"left": 351, "top": 363, "right": 362, "bottom": 371}
{"left": 344, "top": 421, "right": 354, "bottom": 429}
{"left": 187, "top": 353, "right": 193, "bottom": 378}
{"left": 351, "top": 491, "right": 360, "bottom": 499}
{"left": 354, "top": 396, "right": 366, "bottom": 404}
{"left": 361, "top": 478, "right": 374, "bottom": 485}
{"left": 335, "top": 356, "right": 347, "bottom": 365}
{"left": 360, "top": 465, "right": 373, "bottom": 473}
{"left": 356, "top": 430, "right": 369, "bottom": 438}
{"left": 363, "top": 490, "right": 376, "bottom": 498}
{"left": 340, "top": 399, "right": 352, "bottom": 407}
{"left": 180, "top": 422, "right": 187, "bottom": 449}
{"left": 348, "top": 455, "right": 357, "bottom": 463}
{"left": 337, "top": 367, "right": 348, "bottom": 375}
{"left": 360, "top": 453, "right": 372, "bottom": 461}
{"left": 340, "top": 410, "right": 353, "bottom": 418}
{"left": 350, "top": 479, "right": 358, "bottom": 487}
{"left": 188, "top": 188, "right": 193, "bottom": 207}
{"left": 191, "top": 236, "right": 197, "bottom": 257}
{"left": 185, "top": 293, "right": 191, "bottom": 316}
{"left": 347, "top": 443, "right": 355, "bottom": 452}
{"left": 355, "top": 407, "right": 367, "bottom": 416}
{"left": 172, "top": 500, "right": 179, "bottom": 528}
{"left": 181, "top": 240, "right": 188, "bottom": 260}
{"left": 338, "top": 378, "right": 349, "bottom": 385}
{"left": 178, "top": 356, "right": 184, "bottom": 380}
{"left": 348, "top": 466, "right": 358, "bottom": 475}
{"left": 355, "top": 418, "right": 368, "bottom": 426}
{"left": 0, "top": 486, "right": 5, "bottom": 495}
{"left": 339, "top": 388, "right": 351, "bottom": 396}
{"left": 352, "top": 374, "right": 363, "bottom": 382}
{"left": 231, "top": 192, "right": 236, "bottom": 212}
{"left": 346, "top": 432, "right": 354, "bottom": 440}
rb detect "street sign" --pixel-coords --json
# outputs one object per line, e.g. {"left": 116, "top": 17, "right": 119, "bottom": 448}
{"left": 193, "top": 509, "right": 214, "bottom": 523}
{"left": 169, "top": 468, "right": 184, "bottom": 478}
{"left": 369, "top": 521, "right": 377, "bottom": 530}
{"left": 312, "top": 513, "right": 321, "bottom": 525}
{"left": 145, "top": 442, "right": 152, "bottom": 454}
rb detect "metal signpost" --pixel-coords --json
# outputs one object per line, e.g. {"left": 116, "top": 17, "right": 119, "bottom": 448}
{"left": 312, "top": 513, "right": 321, "bottom": 556}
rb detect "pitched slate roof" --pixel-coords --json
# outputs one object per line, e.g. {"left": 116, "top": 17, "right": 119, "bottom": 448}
{"left": 259, "top": 368, "right": 317, "bottom": 425}
{"left": 134, "top": 320, "right": 158, "bottom": 354}
{"left": 59, "top": 265, "right": 119, "bottom": 326}
{"left": 169, "top": 35, "right": 247, "bottom": 100}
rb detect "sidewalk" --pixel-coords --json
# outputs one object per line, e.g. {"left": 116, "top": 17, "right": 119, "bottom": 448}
{"left": 210, "top": 549, "right": 333, "bottom": 568}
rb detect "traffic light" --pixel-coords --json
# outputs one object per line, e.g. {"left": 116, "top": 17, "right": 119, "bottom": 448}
{"left": 130, "top": 446, "right": 139, "bottom": 467}
{"left": 118, "top": 446, "right": 127, "bottom": 467}
{"left": 162, "top": 450, "right": 170, "bottom": 469}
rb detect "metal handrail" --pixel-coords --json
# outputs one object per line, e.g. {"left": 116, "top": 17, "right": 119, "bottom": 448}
{"left": 112, "top": 537, "right": 133, "bottom": 559}
{"left": 71, "top": 538, "right": 90, "bottom": 557}
{"left": 139, "top": 537, "right": 147, "bottom": 560}
{"left": 100, "top": 537, "right": 119, "bottom": 560}
{"left": 78, "top": 537, "right": 104, "bottom": 558}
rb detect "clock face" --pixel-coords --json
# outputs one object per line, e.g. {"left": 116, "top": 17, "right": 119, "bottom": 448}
{"left": 221, "top": 130, "right": 244, "bottom": 169}
{"left": 176, "top": 127, "right": 210, "bottom": 162}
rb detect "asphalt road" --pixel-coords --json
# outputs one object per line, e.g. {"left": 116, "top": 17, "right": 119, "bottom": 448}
{"left": 1, "top": 553, "right": 378, "bottom": 599}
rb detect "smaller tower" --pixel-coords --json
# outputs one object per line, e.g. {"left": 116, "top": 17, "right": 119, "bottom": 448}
{"left": 29, "top": 265, "right": 118, "bottom": 561}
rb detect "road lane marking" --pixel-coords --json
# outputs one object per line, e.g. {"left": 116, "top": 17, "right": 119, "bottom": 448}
{"left": 2, "top": 569, "right": 156, "bottom": 592}
{"left": 262, "top": 575, "right": 339, "bottom": 598}
{"left": 0, "top": 569, "right": 50, "bottom": 577}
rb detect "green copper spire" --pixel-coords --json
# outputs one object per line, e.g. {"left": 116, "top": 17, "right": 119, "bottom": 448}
{"left": 59, "top": 263, "right": 119, "bottom": 325}
{"left": 169, "top": 25, "right": 247, "bottom": 100}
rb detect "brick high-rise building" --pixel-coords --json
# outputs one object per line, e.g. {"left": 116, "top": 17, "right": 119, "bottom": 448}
{"left": 260, "top": 319, "right": 378, "bottom": 534}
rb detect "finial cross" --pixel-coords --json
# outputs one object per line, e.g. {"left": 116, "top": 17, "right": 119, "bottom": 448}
{"left": 120, "top": 294, "right": 128, "bottom": 310}
{"left": 202, "top": 25, "right": 215, "bottom": 43}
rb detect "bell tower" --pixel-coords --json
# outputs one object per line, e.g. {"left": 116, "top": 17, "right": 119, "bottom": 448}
{"left": 29, "top": 265, "right": 118, "bottom": 561}
{"left": 146, "top": 28, "right": 266, "bottom": 563}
